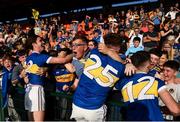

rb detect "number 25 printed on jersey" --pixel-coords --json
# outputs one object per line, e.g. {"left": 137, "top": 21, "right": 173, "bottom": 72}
{"left": 83, "top": 54, "right": 119, "bottom": 87}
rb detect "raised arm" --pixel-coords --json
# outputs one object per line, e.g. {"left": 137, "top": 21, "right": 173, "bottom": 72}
{"left": 160, "top": 29, "right": 173, "bottom": 37}
{"left": 175, "top": 33, "right": 180, "bottom": 43}
{"left": 98, "top": 43, "right": 125, "bottom": 64}
{"left": 159, "top": 89, "right": 180, "bottom": 116}
{"left": 48, "top": 54, "right": 73, "bottom": 64}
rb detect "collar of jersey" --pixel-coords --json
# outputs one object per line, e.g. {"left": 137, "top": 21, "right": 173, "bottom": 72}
{"left": 136, "top": 71, "right": 147, "bottom": 74}
{"left": 32, "top": 51, "right": 40, "bottom": 54}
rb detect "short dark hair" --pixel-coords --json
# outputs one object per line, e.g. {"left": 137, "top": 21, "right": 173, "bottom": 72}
{"left": 25, "top": 35, "right": 39, "bottom": 50}
{"left": 17, "top": 49, "right": 26, "bottom": 57}
{"left": 133, "top": 37, "right": 141, "bottom": 42}
{"left": 49, "top": 50, "right": 58, "bottom": 57}
{"left": 2, "top": 54, "right": 14, "bottom": 63}
{"left": 72, "top": 34, "right": 88, "bottom": 44}
{"left": 131, "top": 51, "right": 150, "bottom": 68}
{"left": 88, "top": 40, "right": 98, "bottom": 47}
{"left": 163, "top": 60, "right": 180, "bottom": 71}
{"left": 103, "top": 33, "right": 122, "bottom": 47}
{"left": 149, "top": 48, "right": 162, "bottom": 58}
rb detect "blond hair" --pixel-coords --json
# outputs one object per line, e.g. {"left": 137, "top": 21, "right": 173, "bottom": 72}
{"left": 162, "top": 35, "right": 176, "bottom": 60}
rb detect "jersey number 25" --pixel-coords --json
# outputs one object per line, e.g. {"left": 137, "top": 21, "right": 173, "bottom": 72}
{"left": 84, "top": 54, "right": 119, "bottom": 87}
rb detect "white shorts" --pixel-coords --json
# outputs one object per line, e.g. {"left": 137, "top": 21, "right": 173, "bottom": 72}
{"left": 71, "top": 104, "right": 107, "bottom": 121}
{"left": 24, "top": 84, "right": 45, "bottom": 112}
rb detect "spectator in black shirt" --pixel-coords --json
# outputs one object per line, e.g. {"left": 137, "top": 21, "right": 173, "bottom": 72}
{"left": 143, "top": 24, "right": 160, "bottom": 51}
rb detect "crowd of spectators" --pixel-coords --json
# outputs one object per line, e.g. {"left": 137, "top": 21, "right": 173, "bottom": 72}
{"left": 0, "top": 1, "right": 180, "bottom": 121}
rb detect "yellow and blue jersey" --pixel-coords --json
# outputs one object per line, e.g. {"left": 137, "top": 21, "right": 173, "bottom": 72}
{"left": 53, "top": 65, "right": 75, "bottom": 92}
{"left": 26, "top": 52, "right": 50, "bottom": 85}
{"left": 148, "top": 65, "right": 162, "bottom": 77}
{"left": 73, "top": 48, "right": 125, "bottom": 109}
{"left": 115, "top": 73, "right": 166, "bottom": 121}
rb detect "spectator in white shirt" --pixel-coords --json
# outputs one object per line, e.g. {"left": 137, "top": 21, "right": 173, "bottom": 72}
{"left": 165, "top": 6, "right": 179, "bottom": 20}
{"left": 129, "top": 28, "right": 143, "bottom": 47}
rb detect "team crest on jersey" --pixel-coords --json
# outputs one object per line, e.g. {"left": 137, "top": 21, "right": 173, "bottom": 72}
{"left": 25, "top": 60, "right": 40, "bottom": 74}
{"left": 169, "top": 88, "right": 174, "bottom": 94}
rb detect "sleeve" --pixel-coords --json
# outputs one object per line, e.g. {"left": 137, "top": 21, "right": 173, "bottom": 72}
{"left": 165, "top": 12, "right": 169, "bottom": 17}
{"left": 115, "top": 79, "right": 124, "bottom": 90}
{"left": 157, "top": 78, "right": 166, "bottom": 93}
{"left": 11, "top": 66, "right": 20, "bottom": 81}
{"left": 125, "top": 49, "right": 130, "bottom": 56}
{"left": 118, "top": 63, "right": 125, "bottom": 78}
{"left": 72, "top": 59, "right": 84, "bottom": 79}
{"left": 39, "top": 54, "right": 51, "bottom": 64}
{"left": 129, "top": 36, "right": 134, "bottom": 47}
{"left": 140, "top": 35, "right": 143, "bottom": 46}
{"left": 46, "top": 57, "right": 52, "bottom": 64}
{"left": 177, "top": 85, "right": 180, "bottom": 102}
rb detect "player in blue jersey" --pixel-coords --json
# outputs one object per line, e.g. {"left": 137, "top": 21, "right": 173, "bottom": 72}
{"left": 53, "top": 48, "right": 75, "bottom": 93}
{"left": 115, "top": 51, "right": 180, "bottom": 121}
{"left": 24, "top": 36, "right": 72, "bottom": 121}
{"left": 51, "top": 48, "right": 75, "bottom": 120}
{"left": 71, "top": 33, "right": 125, "bottom": 121}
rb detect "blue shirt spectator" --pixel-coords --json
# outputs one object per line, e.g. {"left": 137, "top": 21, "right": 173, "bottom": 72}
{"left": 125, "top": 37, "right": 144, "bottom": 57}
